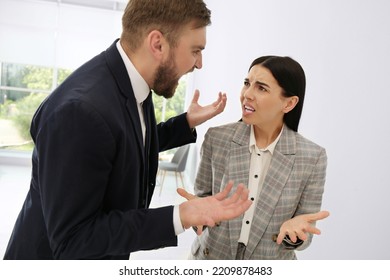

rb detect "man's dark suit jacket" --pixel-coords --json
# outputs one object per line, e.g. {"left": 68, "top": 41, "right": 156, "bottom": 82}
{"left": 3, "top": 40, "right": 196, "bottom": 260}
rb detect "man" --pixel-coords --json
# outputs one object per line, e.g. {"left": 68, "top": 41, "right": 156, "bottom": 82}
{"left": 3, "top": 0, "right": 251, "bottom": 260}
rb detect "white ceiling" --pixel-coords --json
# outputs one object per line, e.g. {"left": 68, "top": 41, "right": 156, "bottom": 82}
{"left": 40, "top": 0, "right": 127, "bottom": 11}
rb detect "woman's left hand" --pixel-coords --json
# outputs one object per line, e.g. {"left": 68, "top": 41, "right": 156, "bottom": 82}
{"left": 276, "top": 210, "right": 330, "bottom": 244}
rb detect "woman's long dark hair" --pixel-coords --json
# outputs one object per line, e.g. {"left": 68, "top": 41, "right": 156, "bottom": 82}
{"left": 249, "top": 56, "right": 306, "bottom": 132}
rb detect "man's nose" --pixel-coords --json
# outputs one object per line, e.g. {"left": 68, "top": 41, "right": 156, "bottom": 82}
{"left": 194, "top": 54, "right": 203, "bottom": 69}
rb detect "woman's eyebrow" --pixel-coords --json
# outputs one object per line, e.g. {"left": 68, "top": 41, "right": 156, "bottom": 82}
{"left": 254, "top": 80, "right": 270, "bottom": 89}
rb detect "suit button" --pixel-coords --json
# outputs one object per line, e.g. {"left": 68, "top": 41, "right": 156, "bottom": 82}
{"left": 203, "top": 248, "right": 209, "bottom": 256}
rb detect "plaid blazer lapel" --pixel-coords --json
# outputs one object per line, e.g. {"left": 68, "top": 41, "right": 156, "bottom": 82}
{"left": 226, "top": 123, "right": 251, "bottom": 257}
{"left": 245, "top": 127, "right": 297, "bottom": 259}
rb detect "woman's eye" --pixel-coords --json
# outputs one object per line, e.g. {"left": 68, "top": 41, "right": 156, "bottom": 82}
{"left": 244, "top": 81, "right": 250, "bottom": 86}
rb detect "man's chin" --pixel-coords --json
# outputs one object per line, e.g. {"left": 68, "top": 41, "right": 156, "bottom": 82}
{"left": 154, "top": 89, "right": 175, "bottom": 99}
{"left": 155, "top": 83, "right": 179, "bottom": 99}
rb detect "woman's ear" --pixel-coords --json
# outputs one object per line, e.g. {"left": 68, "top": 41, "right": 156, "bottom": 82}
{"left": 283, "top": 96, "right": 299, "bottom": 113}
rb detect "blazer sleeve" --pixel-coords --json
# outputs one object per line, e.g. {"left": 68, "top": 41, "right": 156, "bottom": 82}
{"left": 297, "top": 148, "right": 327, "bottom": 213}
{"left": 34, "top": 101, "right": 176, "bottom": 259}
{"left": 294, "top": 147, "right": 327, "bottom": 250}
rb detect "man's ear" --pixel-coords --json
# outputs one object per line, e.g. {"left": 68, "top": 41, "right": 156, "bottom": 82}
{"left": 147, "top": 30, "right": 167, "bottom": 60}
{"left": 283, "top": 96, "right": 299, "bottom": 113}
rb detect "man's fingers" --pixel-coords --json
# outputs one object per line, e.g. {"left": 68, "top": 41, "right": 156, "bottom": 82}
{"left": 221, "top": 184, "right": 249, "bottom": 206}
{"left": 194, "top": 225, "right": 204, "bottom": 235}
{"left": 177, "top": 188, "right": 196, "bottom": 201}
{"left": 208, "top": 186, "right": 251, "bottom": 224}
{"left": 213, "top": 93, "right": 227, "bottom": 113}
{"left": 211, "top": 92, "right": 224, "bottom": 107}
{"left": 179, "top": 182, "right": 251, "bottom": 230}
{"left": 217, "top": 199, "right": 252, "bottom": 222}
{"left": 214, "top": 181, "right": 234, "bottom": 200}
{"left": 219, "top": 188, "right": 251, "bottom": 219}
{"left": 216, "top": 182, "right": 248, "bottom": 204}
{"left": 191, "top": 89, "right": 200, "bottom": 104}
{"left": 211, "top": 92, "right": 222, "bottom": 106}
{"left": 220, "top": 184, "right": 242, "bottom": 204}
{"left": 238, "top": 184, "right": 249, "bottom": 201}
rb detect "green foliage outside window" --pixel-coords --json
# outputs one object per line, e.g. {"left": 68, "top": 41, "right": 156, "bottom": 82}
{"left": 22, "top": 65, "right": 53, "bottom": 91}
{"left": 11, "top": 93, "right": 47, "bottom": 140}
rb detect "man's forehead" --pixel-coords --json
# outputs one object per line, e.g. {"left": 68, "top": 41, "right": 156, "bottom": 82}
{"left": 178, "top": 26, "right": 206, "bottom": 45}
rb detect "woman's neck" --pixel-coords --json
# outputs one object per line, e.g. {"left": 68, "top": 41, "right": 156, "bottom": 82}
{"left": 253, "top": 123, "right": 283, "bottom": 149}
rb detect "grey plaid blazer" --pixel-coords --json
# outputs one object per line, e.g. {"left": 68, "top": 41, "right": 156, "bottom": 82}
{"left": 190, "top": 122, "right": 327, "bottom": 260}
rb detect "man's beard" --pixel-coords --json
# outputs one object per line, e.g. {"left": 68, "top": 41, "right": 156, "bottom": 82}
{"left": 152, "top": 53, "right": 179, "bottom": 99}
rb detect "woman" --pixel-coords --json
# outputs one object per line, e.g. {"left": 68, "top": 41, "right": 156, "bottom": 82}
{"left": 182, "top": 56, "right": 329, "bottom": 260}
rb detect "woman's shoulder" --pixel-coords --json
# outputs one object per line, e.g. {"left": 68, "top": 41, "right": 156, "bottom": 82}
{"left": 207, "top": 121, "right": 248, "bottom": 136}
{"left": 293, "top": 130, "right": 326, "bottom": 154}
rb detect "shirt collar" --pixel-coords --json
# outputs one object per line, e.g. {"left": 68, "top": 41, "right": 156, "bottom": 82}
{"left": 116, "top": 40, "right": 150, "bottom": 104}
{"left": 249, "top": 125, "right": 284, "bottom": 155}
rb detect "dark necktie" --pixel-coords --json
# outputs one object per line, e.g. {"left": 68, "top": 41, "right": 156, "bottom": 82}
{"left": 141, "top": 93, "right": 152, "bottom": 207}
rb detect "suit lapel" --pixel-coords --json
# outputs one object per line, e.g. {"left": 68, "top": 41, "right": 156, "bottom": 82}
{"left": 105, "top": 40, "right": 150, "bottom": 207}
{"left": 104, "top": 40, "right": 144, "bottom": 159}
{"left": 244, "top": 127, "right": 297, "bottom": 258}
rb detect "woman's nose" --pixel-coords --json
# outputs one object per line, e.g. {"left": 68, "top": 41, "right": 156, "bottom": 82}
{"left": 243, "top": 89, "right": 253, "bottom": 100}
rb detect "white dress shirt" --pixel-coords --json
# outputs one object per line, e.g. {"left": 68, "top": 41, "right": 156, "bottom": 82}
{"left": 116, "top": 40, "right": 184, "bottom": 235}
{"left": 238, "top": 125, "right": 284, "bottom": 245}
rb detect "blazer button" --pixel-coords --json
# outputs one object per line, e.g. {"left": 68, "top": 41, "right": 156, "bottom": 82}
{"left": 203, "top": 248, "right": 209, "bottom": 256}
{"left": 272, "top": 234, "right": 278, "bottom": 242}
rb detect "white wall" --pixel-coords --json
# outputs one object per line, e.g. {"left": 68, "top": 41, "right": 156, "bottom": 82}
{"left": 185, "top": 0, "right": 390, "bottom": 259}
